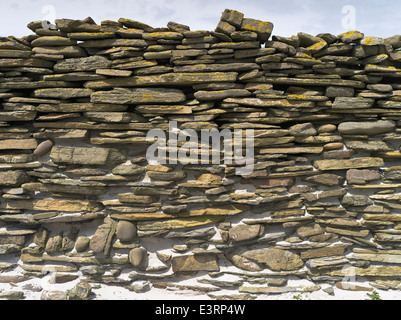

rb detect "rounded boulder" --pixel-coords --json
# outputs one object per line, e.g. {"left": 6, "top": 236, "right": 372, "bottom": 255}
{"left": 116, "top": 221, "right": 137, "bottom": 242}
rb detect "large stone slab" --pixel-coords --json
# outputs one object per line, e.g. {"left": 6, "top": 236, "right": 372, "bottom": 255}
{"left": 261, "top": 76, "right": 365, "bottom": 88}
{"left": 241, "top": 18, "right": 274, "bottom": 42}
{"left": 136, "top": 105, "right": 192, "bottom": 114}
{"left": 36, "top": 103, "right": 128, "bottom": 113}
{"left": 91, "top": 88, "right": 186, "bottom": 104}
{"left": 174, "top": 63, "right": 259, "bottom": 73}
{"left": 0, "top": 111, "right": 37, "bottom": 121}
{"left": 172, "top": 254, "right": 220, "bottom": 272}
{"left": 0, "top": 58, "right": 54, "bottom": 68}
{"left": 345, "top": 140, "right": 392, "bottom": 152}
{"left": 80, "top": 39, "right": 148, "bottom": 48}
{"left": 137, "top": 216, "right": 225, "bottom": 231}
{"left": 332, "top": 97, "right": 374, "bottom": 109}
{"left": 338, "top": 120, "right": 395, "bottom": 135}
{"left": 188, "top": 204, "right": 250, "bottom": 217}
{"left": 229, "top": 225, "right": 264, "bottom": 242}
{"left": 32, "top": 46, "right": 86, "bottom": 58}
{"left": 31, "top": 36, "right": 77, "bottom": 47}
{"left": 323, "top": 266, "right": 401, "bottom": 277}
{"left": 0, "top": 199, "right": 103, "bottom": 212}
{"left": 0, "top": 139, "right": 37, "bottom": 150}
{"left": 242, "top": 248, "right": 304, "bottom": 271}
{"left": 50, "top": 146, "right": 126, "bottom": 165}
{"left": 84, "top": 72, "right": 238, "bottom": 89}
{"left": 34, "top": 88, "right": 93, "bottom": 99}
{"left": 54, "top": 56, "right": 112, "bottom": 72}
{"left": 313, "top": 158, "right": 384, "bottom": 171}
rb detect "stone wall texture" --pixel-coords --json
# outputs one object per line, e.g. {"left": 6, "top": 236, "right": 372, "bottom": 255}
{"left": 2, "top": 9, "right": 401, "bottom": 300}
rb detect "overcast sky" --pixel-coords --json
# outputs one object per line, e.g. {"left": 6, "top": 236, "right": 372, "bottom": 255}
{"left": 0, "top": 0, "right": 400, "bottom": 39}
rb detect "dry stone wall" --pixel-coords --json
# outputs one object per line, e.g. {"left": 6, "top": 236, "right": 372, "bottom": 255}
{"left": 1, "top": 9, "right": 401, "bottom": 299}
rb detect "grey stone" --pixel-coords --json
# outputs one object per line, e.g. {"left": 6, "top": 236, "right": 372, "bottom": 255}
{"left": 325, "top": 86, "right": 354, "bottom": 97}
{"left": 45, "top": 233, "right": 63, "bottom": 253}
{"left": 116, "top": 221, "right": 137, "bottom": 242}
{"left": 304, "top": 174, "right": 345, "bottom": 187}
{"left": 385, "top": 35, "right": 401, "bottom": 48}
{"left": 221, "top": 9, "right": 244, "bottom": 28}
{"left": 128, "top": 281, "right": 151, "bottom": 293}
{"left": 54, "top": 56, "right": 111, "bottom": 72}
{"left": 289, "top": 123, "right": 317, "bottom": 137}
{"left": 66, "top": 281, "right": 92, "bottom": 300}
{"left": 345, "top": 140, "right": 392, "bottom": 152}
{"left": 34, "top": 140, "right": 54, "bottom": 158}
{"left": 338, "top": 121, "right": 395, "bottom": 135}
{"left": 164, "top": 227, "right": 216, "bottom": 239}
{"left": 41, "top": 291, "right": 67, "bottom": 300}
{"left": 75, "top": 236, "right": 90, "bottom": 252}
{"left": 342, "top": 195, "right": 373, "bottom": 207}
{"left": 91, "top": 88, "right": 186, "bottom": 105}
{"left": 129, "top": 247, "right": 148, "bottom": 267}
{"left": 0, "top": 291, "right": 24, "bottom": 300}
{"left": 34, "top": 88, "right": 93, "bottom": 99}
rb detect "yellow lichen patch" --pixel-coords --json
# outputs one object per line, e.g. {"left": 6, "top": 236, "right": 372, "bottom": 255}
{"left": 287, "top": 94, "right": 307, "bottom": 100}
{"left": 365, "top": 64, "right": 400, "bottom": 72}
{"left": 242, "top": 21, "right": 272, "bottom": 33}
{"left": 307, "top": 41, "right": 327, "bottom": 52}
{"left": 141, "top": 93, "right": 155, "bottom": 102}
{"left": 339, "top": 30, "right": 364, "bottom": 38}
{"left": 361, "top": 36, "right": 384, "bottom": 46}
{"left": 363, "top": 37, "right": 375, "bottom": 45}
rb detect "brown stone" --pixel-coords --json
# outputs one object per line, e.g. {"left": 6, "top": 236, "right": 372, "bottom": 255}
{"left": 118, "top": 194, "right": 156, "bottom": 205}
{"left": 0, "top": 171, "right": 29, "bottom": 187}
{"left": 229, "top": 225, "right": 264, "bottom": 242}
{"left": 297, "top": 224, "right": 324, "bottom": 238}
{"left": 304, "top": 174, "right": 344, "bottom": 187}
{"left": 116, "top": 221, "right": 137, "bottom": 242}
{"left": 34, "top": 140, "right": 54, "bottom": 158}
{"left": 242, "top": 248, "right": 304, "bottom": 271}
{"left": 0, "top": 139, "right": 37, "bottom": 150}
{"left": 89, "top": 218, "right": 117, "bottom": 255}
{"left": 172, "top": 254, "right": 220, "bottom": 272}
{"left": 346, "top": 169, "right": 381, "bottom": 185}
{"left": 91, "top": 88, "right": 186, "bottom": 104}
{"left": 45, "top": 233, "right": 63, "bottom": 253}
{"left": 75, "top": 236, "right": 90, "bottom": 252}
{"left": 248, "top": 178, "right": 295, "bottom": 188}
{"left": 50, "top": 146, "right": 126, "bottom": 165}
{"left": 129, "top": 247, "right": 148, "bottom": 267}
{"left": 301, "top": 245, "right": 350, "bottom": 259}
{"left": 147, "top": 171, "right": 186, "bottom": 181}
{"left": 313, "top": 158, "right": 384, "bottom": 171}
{"left": 224, "top": 251, "right": 264, "bottom": 272}
{"left": 33, "top": 227, "right": 49, "bottom": 248}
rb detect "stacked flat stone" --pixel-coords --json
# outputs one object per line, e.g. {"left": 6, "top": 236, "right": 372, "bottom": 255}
{"left": 2, "top": 9, "right": 401, "bottom": 299}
